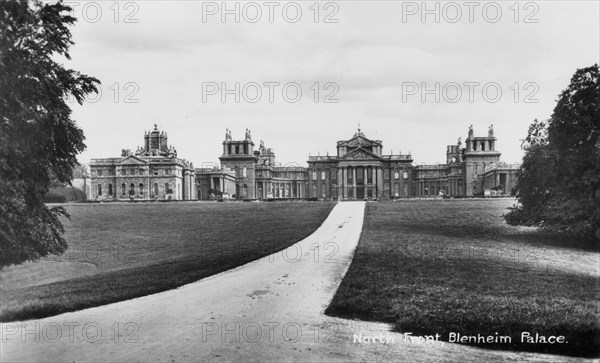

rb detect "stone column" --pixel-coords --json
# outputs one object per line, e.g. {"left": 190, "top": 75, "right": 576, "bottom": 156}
{"left": 376, "top": 166, "right": 383, "bottom": 199}
{"left": 363, "top": 167, "right": 368, "bottom": 199}
{"left": 337, "top": 167, "right": 343, "bottom": 201}
{"left": 352, "top": 167, "right": 357, "bottom": 200}
{"left": 342, "top": 167, "right": 347, "bottom": 199}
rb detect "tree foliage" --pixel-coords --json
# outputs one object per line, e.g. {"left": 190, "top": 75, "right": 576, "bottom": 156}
{"left": 505, "top": 65, "right": 600, "bottom": 240}
{"left": 0, "top": 0, "right": 99, "bottom": 267}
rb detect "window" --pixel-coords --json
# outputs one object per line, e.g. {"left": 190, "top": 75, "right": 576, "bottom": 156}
{"left": 165, "top": 183, "right": 170, "bottom": 194}
{"left": 139, "top": 183, "right": 144, "bottom": 196}
{"left": 97, "top": 169, "right": 103, "bottom": 176}
{"left": 130, "top": 183, "right": 135, "bottom": 195}
{"left": 321, "top": 182, "right": 326, "bottom": 197}
{"left": 165, "top": 169, "right": 170, "bottom": 175}
{"left": 356, "top": 167, "right": 364, "bottom": 183}
{"left": 121, "top": 183, "right": 126, "bottom": 196}
{"left": 121, "top": 169, "right": 126, "bottom": 176}
{"left": 130, "top": 169, "right": 135, "bottom": 176}
{"left": 243, "top": 167, "right": 247, "bottom": 177}
{"left": 153, "top": 169, "right": 158, "bottom": 176}
{"left": 97, "top": 184, "right": 102, "bottom": 196}
{"left": 139, "top": 169, "right": 145, "bottom": 176}
{"left": 312, "top": 171, "right": 317, "bottom": 180}
{"left": 154, "top": 183, "right": 159, "bottom": 196}
{"left": 108, "top": 184, "right": 113, "bottom": 196}
{"left": 321, "top": 171, "right": 326, "bottom": 180}
{"left": 403, "top": 171, "right": 408, "bottom": 179}
{"left": 394, "top": 171, "right": 400, "bottom": 180}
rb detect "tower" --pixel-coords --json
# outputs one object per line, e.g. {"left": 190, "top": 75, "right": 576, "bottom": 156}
{"left": 463, "top": 124, "right": 501, "bottom": 196}
{"left": 219, "top": 129, "right": 257, "bottom": 199}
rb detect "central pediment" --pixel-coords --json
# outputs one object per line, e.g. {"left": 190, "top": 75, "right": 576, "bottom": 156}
{"left": 340, "top": 147, "right": 382, "bottom": 160}
{"left": 338, "top": 135, "right": 382, "bottom": 148}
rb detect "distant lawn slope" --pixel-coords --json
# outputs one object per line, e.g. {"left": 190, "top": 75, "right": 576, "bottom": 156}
{"left": 326, "top": 200, "right": 600, "bottom": 358}
{"left": 0, "top": 202, "right": 335, "bottom": 322}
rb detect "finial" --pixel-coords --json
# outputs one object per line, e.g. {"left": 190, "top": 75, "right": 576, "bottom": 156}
{"left": 154, "top": 123, "right": 158, "bottom": 130}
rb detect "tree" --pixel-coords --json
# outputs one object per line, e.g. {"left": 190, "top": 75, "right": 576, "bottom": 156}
{"left": 505, "top": 65, "right": 600, "bottom": 240}
{"left": 0, "top": 0, "right": 100, "bottom": 267}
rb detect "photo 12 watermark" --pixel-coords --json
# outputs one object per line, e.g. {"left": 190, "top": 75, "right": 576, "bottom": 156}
{"left": 1, "top": 321, "right": 140, "bottom": 344}
{"left": 199, "top": 321, "right": 340, "bottom": 344}
{"left": 201, "top": 82, "right": 339, "bottom": 103}
{"left": 400, "top": 1, "right": 540, "bottom": 23}
{"left": 401, "top": 82, "right": 539, "bottom": 103}
{"left": 201, "top": 1, "right": 340, "bottom": 24}
{"left": 60, "top": 1, "right": 141, "bottom": 24}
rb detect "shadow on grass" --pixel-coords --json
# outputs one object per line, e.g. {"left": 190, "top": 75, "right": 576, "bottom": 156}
{"left": 394, "top": 220, "right": 599, "bottom": 253}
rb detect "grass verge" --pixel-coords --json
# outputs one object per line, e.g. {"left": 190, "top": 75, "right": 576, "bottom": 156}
{"left": 326, "top": 200, "right": 599, "bottom": 358}
{"left": 1, "top": 201, "right": 335, "bottom": 322}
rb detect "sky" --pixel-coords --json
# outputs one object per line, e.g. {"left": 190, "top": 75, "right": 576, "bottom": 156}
{"left": 57, "top": 0, "right": 599, "bottom": 167}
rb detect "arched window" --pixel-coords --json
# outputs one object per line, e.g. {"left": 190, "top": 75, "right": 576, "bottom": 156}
{"left": 97, "top": 184, "right": 102, "bottom": 196}
{"left": 139, "top": 183, "right": 144, "bottom": 196}
{"left": 154, "top": 183, "right": 159, "bottom": 196}
{"left": 108, "top": 184, "right": 113, "bottom": 196}
{"left": 121, "top": 183, "right": 126, "bottom": 196}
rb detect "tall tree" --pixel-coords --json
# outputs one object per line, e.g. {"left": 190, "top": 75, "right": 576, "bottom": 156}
{"left": 0, "top": 0, "right": 100, "bottom": 267}
{"left": 505, "top": 65, "right": 600, "bottom": 240}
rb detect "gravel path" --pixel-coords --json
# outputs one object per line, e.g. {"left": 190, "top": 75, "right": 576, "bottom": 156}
{"left": 0, "top": 202, "right": 584, "bottom": 362}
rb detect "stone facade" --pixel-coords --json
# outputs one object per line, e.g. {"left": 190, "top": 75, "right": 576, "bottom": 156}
{"left": 196, "top": 129, "right": 308, "bottom": 200}
{"left": 308, "top": 125, "right": 517, "bottom": 200}
{"left": 89, "top": 125, "right": 196, "bottom": 201}
{"left": 89, "top": 124, "right": 517, "bottom": 202}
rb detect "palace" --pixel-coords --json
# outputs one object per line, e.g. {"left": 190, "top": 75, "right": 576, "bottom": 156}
{"left": 89, "top": 125, "right": 196, "bottom": 201}
{"left": 306, "top": 125, "right": 517, "bottom": 200}
{"left": 88, "top": 124, "right": 517, "bottom": 201}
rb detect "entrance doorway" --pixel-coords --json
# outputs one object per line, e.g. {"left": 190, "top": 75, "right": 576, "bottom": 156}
{"left": 356, "top": 186, "right": 365, "bottom": 199}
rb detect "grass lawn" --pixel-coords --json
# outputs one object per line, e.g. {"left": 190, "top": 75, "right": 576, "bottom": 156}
{"left": 0, "top": 201, "right": 335, "bottom": 322}
{"left": 326, "top": 199, "right": 599, "bottom": 358}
